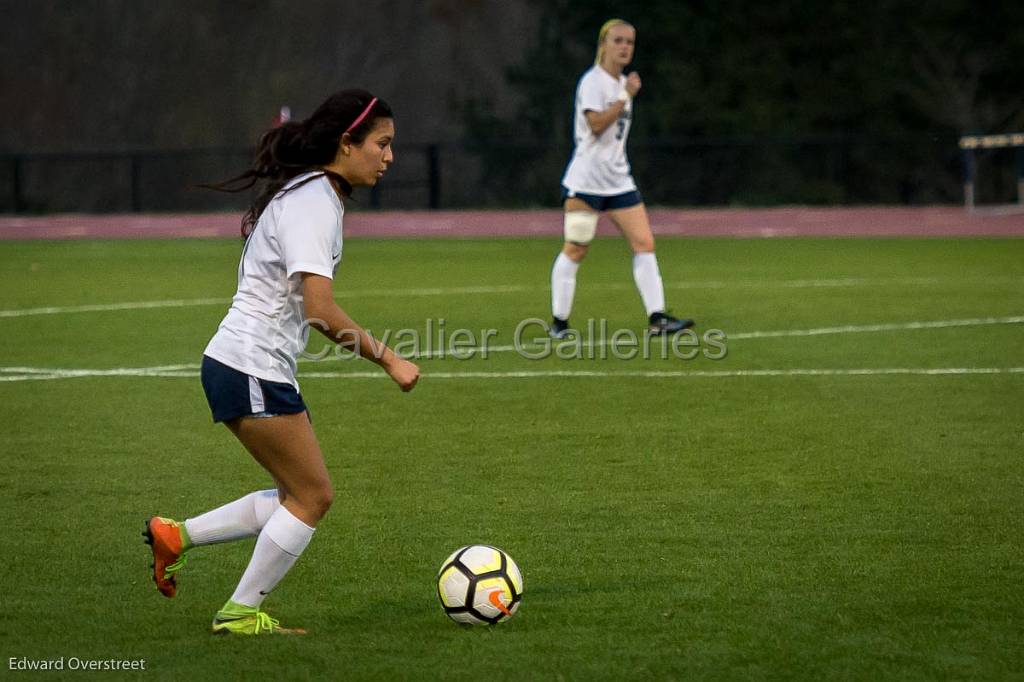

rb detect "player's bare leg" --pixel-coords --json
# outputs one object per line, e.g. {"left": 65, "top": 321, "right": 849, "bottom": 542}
{"left": 551, "top": 198, "right": 597, "bottom": 337}
{"left": 207, "top": 412, "right": 331, "bottom": 635}
{"left": 225, "top": 413, "right": 332, "bottom": 528}
{"left": 607, "top": 203, "right": 694, "bottom": 333}
{"left": 560, "top": 197, "right": 596, "bottom": 263}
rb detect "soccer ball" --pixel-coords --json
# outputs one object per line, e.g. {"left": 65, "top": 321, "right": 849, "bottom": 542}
{"left": 437, "top": 545, "right": 523, "bottom": 625}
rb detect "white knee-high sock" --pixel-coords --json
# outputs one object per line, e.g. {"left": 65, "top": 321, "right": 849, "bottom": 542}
{"left": 184, "top": 490, "right": 280, "bottom": 546}
{"left": 632, "top": 252, "right": 666, "bottom": 316}
{"left": 551, "top": 252, "right": 580, "bottom": 320}
{"left": 230, "top": 506, "right": 315, "bottom": 608}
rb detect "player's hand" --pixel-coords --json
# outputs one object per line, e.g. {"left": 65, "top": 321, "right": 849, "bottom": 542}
{"left": 625, "top": 72, "right": 642, "bottom": 97}
{"left": 386, "top": 356, "right": 420, "bottom": 392}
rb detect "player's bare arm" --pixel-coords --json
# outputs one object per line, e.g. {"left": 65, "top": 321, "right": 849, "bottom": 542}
{"left": 302, "top": 272, "right": 419, "bottom": 391}
{"left": 584, "top": 72, "right": 641, "bottom": 136}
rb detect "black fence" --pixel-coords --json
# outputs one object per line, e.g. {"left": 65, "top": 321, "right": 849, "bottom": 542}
{"left": 1, "top": 136, "right": 1018, "bottom": 213}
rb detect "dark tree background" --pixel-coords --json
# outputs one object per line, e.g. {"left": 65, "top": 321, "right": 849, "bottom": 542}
{"left": 462, "top": 0, "right": 1024, "bottom": 206}
{"left": 0, "top": 0, "right": 537, "bottom": 211}
{"left": 1, "top": 0, "right": 1021, "bottom": 210}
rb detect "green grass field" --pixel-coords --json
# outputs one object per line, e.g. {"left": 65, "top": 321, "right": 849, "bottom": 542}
{"left": 2, "top": 236, "right": 1023, "bottom": 680}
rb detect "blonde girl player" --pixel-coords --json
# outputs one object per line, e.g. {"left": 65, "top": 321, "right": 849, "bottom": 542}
{"left": 550, "top": 19, "right": 694, "bottom": 338}
{"left": 143, "top": 89, "right": 419, "bottom": 635}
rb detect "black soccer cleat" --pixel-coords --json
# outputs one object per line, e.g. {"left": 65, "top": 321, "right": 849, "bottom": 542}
{"left": 648, "top": 311, "right": 695, "bottom": 335}
{"left": 549, "top": 316, "right": 575, "bottom": 339}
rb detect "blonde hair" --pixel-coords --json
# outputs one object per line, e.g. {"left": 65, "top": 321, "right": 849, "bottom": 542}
{"left": 595, "top": 18, "right": 634, "bottom": 65}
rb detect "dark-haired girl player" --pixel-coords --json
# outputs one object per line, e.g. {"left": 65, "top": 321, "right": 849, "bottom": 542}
{"left": 550, "top": 19, "right": 694, "bottom": 338}
{"left": 144, "top": 90, "right": 419, "bottom": 635}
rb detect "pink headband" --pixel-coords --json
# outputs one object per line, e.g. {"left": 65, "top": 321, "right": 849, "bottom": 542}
{"left": 345, "top": 97, "right": 378, "bottom": 133}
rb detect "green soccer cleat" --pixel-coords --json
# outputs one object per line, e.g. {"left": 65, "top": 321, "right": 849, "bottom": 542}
{"left": 211, "top": 601, "right": 307, "bottom": 635}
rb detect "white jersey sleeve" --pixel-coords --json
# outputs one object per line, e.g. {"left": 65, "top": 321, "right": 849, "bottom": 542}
{"left": 280, "top": 193, "right": 341, "bottom": 279}
{"left": 577, "top": 70, "right": 607, "bottom": 115}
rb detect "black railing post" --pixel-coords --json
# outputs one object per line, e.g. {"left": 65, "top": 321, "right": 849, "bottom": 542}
{"left": 1017, "top": 147, "right": 1024, "bottom": 206}
{"left": 963, "top": 147, "right": 976, "bottom": 211}
{"left": 12, "top": 156, "right": 24, "bottom": 212}
{"left": 427, "top": 143, "right": 440, "bottom": 209}
{"left": 130, "top": 154, "right": 142, "bottom": 212}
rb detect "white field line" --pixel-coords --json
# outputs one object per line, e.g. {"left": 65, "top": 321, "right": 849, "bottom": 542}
{"left": 304, "top": 315, "right": 1024, "bottom": 360}
{"left": 0, "top": 287, "right": 529, "bottom": 318}
{"left": 3, "top": 276, "right": 1022, "bottom": 318}
{"left": 0, "top": 364, "right": 195, "bottom": 376}
{"left": 728, "top": 315, "right": 1024, "bottom": 340}
{"left": 0, "top": 364, "right": 197, "bottom": 382}
{"left": 0, "top": 298, "right": 228, "bottom": 318}
{"left": 2, "top": 367, "right": 1023, "bottom": 383}
{"left": 288, "top": 367, "right": 1024, "bottom": 379}
{"left": 2, "top": 315, "right": 1020, "bottom": 379}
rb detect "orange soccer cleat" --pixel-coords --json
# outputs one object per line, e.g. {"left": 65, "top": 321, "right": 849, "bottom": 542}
{"left": 143, "top": 517, "right": 189, "bottom": 598}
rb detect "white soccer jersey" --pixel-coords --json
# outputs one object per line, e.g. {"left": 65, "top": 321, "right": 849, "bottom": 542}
{"left": 561, "top": 65, "right": 637, "bottom": 196}
{"left": 204, "top": 172, "right": 343, "bottom": 388}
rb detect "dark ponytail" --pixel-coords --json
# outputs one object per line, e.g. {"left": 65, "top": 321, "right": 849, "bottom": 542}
{"left": 203, "top": 89, "right": 393, "bottom": 237}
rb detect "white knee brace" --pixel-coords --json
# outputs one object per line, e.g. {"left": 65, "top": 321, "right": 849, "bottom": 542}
{"left": 563, "top": 210, "right": 599, "bottom": 245}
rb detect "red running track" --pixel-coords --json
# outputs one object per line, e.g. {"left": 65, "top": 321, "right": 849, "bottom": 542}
{"left": 1, "top": 206, "right": 1023, "bottom": 240}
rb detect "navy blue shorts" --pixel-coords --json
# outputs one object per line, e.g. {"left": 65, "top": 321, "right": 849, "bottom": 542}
{"left": 200, "top": 355, "right": 308, "bottom": 423}
{"left": 561, "top": 187, "right": 643, "bottom": 211}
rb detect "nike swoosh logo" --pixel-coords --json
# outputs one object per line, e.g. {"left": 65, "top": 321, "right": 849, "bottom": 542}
{"left": 488, "top": 589, "right": 511, "bottom": 616}
{"left": 259, "top": 589, "right": 272, "bottom": 596}
{"left": 332, "top": 252, "right": 341, "bottom": 261}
